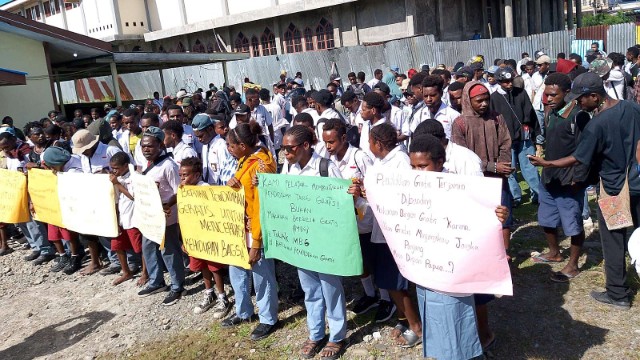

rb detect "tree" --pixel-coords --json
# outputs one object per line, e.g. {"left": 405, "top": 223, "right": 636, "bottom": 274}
{"left": 583, "top": 12, "right": 632, "bottom": 27}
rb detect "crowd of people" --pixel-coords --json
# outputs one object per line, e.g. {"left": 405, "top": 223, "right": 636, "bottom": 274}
{"left": 1, "top": 44, "right": 640, "bottom": 359}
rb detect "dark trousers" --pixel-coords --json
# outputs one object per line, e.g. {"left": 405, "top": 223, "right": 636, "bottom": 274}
{"left": 596, "top": 195, "right": 640, "bottom": 301}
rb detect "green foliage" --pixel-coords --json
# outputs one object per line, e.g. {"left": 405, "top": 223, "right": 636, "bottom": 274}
{"left": 583, "top": 12, "right": 633, "bottom": 27}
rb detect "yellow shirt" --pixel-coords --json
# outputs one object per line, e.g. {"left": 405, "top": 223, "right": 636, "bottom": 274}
{"left": 129, "top": 132, "right": 142, "bottom": 154}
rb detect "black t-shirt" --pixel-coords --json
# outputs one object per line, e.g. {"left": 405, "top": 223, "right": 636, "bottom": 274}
{"left": 542, "top": 104, "right": 589, "bottom": 187}
{"left": 573, "top": 101, "right": 640, "bottom": 196}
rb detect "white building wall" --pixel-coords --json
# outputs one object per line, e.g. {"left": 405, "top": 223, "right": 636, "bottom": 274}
{"left": 147, "top": 0, "right": 184, "bottom": 30}
{"left": 45, "top": 12, "right": 65, "bottom": 29}
{"left": 184, "top": 0, "right": 225, "bottom": 24}
{"left": 117, "top": 0, "right": 148, "bottom": 35}
{"left": 65, "top": 6, "right": 87, "bottom": 35}
{"left": 83, "top": 0, "right": 117, "bottom": 38}
{"left": 227, "top": 0, "right": 270, "bottom": 15}
{"left": 0, "top": 31, "right": 54, "bottom": 128}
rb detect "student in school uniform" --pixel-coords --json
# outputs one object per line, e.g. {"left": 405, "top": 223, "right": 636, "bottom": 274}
{"left": 407, "top": 134, "right": 509, "bottom": 359}
{"left": 222, "top": 121, "right": 279, "bottom": 341}
{"left": 366, "top": 123, "right": 423, "bottom": 348}
{"left": 192, "top": 114, "right": 238, "bottom": 185}
{"left": 136, "top": 127, "right": 186, "bottom": 306}
{"left": 120, "top": 109, "right": 143, "bottom": 159}
{"left": 321, "top": 119, "right": 383, "bottom": 318}
{"left": 108, "top": 152, "right": 146, "bottom": 286}
{"left": 40, "top": 146, "right": 84, "bottom": 274}
{"left": 280, "top": 125, "right": 349, "bottom": 359}
{"left": 178, "top": 157, "right": 231, "bottom": 318}
{"left": 359, "top": 92, "right": 389, "bottom": 159}
{"left": 160, "top": 120, "right": 198, "bottom": 165}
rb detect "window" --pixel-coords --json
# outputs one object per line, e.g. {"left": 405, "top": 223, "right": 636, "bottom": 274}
{"left": 192, "top": 39, "right": 205, "bottom": 53}
{"left": 207, "top": 42, "right": 215, "bottom": 53}
{"left": 235, "top": 32, "right": 250, "bottom": 53}
{"left": 315, "top": 18, "right": 334, "bottom": 50}
{"left": 283, "top": 23, "right": 302, "bottom": 53}
{"left": 304, "top": 27, "right": 314, "bottom": 51}
{"left": 251, "top": 36, "right": 260, "bottom": 57}
{"left": 176, "top": 42, "right": 186, "bottom": 53}
{"left": 53, "top": 0, "right": 61, "bottom": 14}
{"left": 261, "top": 28, "right": 277, "bottom": 56}
{"left": 141, "top": 21, "right": 144, "bottom": 27}
{"left": 44, "top": 1, "right": 51, "bottom": 17}
{"left": 125, "top": 22, "right": 129, "bottom": 27}
{"left": 133, "top": 22, "right": 137, "bottom": 26}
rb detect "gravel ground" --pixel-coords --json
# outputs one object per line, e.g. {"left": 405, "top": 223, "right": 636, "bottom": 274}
{"left": 0, "top": 215, "right": 639, "bottom": 360}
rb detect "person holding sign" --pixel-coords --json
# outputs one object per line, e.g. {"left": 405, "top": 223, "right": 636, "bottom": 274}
{"left": 366, "top": 123, "right": 423, "bottom": 348}
{"left": 40, "top": 146, "right": 85, "bottom": 275}
{"left": 178, "top": 157, "right": 231, "bottom": 318}
{"left": 222, "top": 121, "right": 279, "bottom": 341}
{"left": 408, "top": 134, "right": 509, "bottom": 360}
{"left": 280, "top": 125, "right": 349, "bottom": 359}
{"left": 136, "top": 127, "right": 186, "bottom": 306}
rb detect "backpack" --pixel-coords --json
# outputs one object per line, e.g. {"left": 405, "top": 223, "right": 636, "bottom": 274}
{"left": 351, "top": 83, "right": 365, "bottom": 100}
{"left": 317, "top": 117, "right": 360, "bottom": 148}
{"left": 287, "top": 157, "right": 329, "bottom": 177}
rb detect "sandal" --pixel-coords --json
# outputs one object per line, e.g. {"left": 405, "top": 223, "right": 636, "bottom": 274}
{"left": 390, "top": 322, "right": 408, "bottom": 339}
{"left": 300, "top": 337, "right": 327, "bottom": 359}
{"left": 398, "top": 329, "right": 422, "bottom": 348}
{"left": 550, "top": 271, "right": 580, "bottom": 283}
{"left": 320, "top": 340, "right": 348, "bottom": 360}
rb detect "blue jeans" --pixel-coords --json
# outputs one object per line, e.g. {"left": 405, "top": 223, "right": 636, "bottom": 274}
{"left": 582, "top": 191, "right": 591, "bottom": 220}
{"left": 229, "top": 250, "right": 279, "bottom": 325}
{"left": 508, "top": 140, "right": 540, "bottom": 203}
{"left": 141, "top": 224, "right": 184, "bottom": 292}
{"left": 17, "top": 219, "right": 54, "bottom": 255}
{"left": 298, "top": 268, "right": 347, "bottom": 343}
{"left": 97, "top": 236, "right": 141, "bottom": 268}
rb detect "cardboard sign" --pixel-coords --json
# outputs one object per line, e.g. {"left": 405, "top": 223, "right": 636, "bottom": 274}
{"left": 27, "top": 169, "right": 64, "bottom": 227}
{"left": 131, "top": 171, "right": 166, "bottom": 244}
{"left": 0, "top": 169, "right": 30, "bottom": 223}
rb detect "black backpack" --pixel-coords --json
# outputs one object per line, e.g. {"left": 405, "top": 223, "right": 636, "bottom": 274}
{"left": 317, "top": 117, "right": 360, "bottom": 148}
{"left": 288, "top": 157, "right": 329, "bottom": 177}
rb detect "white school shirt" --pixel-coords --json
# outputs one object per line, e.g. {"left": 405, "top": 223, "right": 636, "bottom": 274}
{"left": 144, "top": 156, "right": 180, "bottom": 226}
{"left": 4, "top": 141, "right": 30, "bottom": 171}
{"left": 115, "top": 171, "right": 135, "bottom": 229}
{"left": 531, "top": 71, "right": 547, "bottom": 111}
{"left": 409, "top": 102, "right": 460, "bottom": 140}
{"left": 330, "top": 145, "right": 374, "bottom": 234}
{"left": 265, "top": 101, "right": 288, "bottom": 150}
{"left": 370, "top": 145, "right": 411, "bottom": 244}
{"left": 485, "top": 82, "right": 501, "bottom": 94}
{"left": 367, "top": 78, "right": 381, "bottom": 88}
{"left": 320, "top": 108, "right": 344, "bottom": 123}
{"left": 348, "top": 102, "right": 363, "bottom": 126}
{"left": 62, "top": 155, "right": 83, "bottom": 173}
{"left": 302, "top": 108, "right": 321, "bottom": 125}
{"left": 281, "top": 151, "right": 342, "bottom": 178}
{"left": 182, "top": 124, "right": 202, "bottom": 154}
{"left": 444, "top": 142, "right": 483, "bottom": 177}
{"left": 80, "top": 142, "right": 122, "bottom": 173}
{"left": 384, "top": 105, "right": 410, "bottom": 137}
{"left": 522, "top": 73, "right": 534, "bottom": 101}
{"left": 171, "top": 141, "right": 198, "bottom": 165}
{"left": 359, "top": 118, "right": 387, "bottom": 159}
{"left": 201, "top": 135, "right": 226, "bottom": 185}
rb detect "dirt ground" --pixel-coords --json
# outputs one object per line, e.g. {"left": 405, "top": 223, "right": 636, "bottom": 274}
{"left": 1, "top": 199, "right": 639, "bottom": 360}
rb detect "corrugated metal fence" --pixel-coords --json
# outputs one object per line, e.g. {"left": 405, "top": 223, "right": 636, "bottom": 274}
{"left": 60, "top": 23, "right": 639, "bottom": 104}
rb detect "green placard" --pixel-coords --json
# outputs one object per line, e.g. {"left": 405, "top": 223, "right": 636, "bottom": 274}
{"left": 258, "top": 173, "right": 363, "bottom": 276}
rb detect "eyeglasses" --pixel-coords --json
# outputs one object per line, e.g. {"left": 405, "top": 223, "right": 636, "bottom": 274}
{"left": 282, "top": 143, "right": 302, "bottom": 153}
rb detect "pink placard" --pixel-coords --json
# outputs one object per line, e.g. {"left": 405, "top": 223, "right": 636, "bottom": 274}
{"left": 364, "top": 167, "right": 513, "bottom": 296}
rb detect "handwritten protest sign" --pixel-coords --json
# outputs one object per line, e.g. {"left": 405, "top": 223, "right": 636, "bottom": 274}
{"left": 131, "top": 171, "right": 166, "bottom": 244}
{"left": 27, "top": 169, "right": 64, "bottom": 227}
{"left": 177, "top": 185, "right": 250, "bottom": 269}
{"left": 258, "top": 174, "right": 362, "bottom": 276}
{"left": 57, "top": 172, "right": 118, "bottom": 237}
{"left": 0, "top": 169, "right": 30, "bottom": 223}
{"left": 364, "top": 167, "right": 513, "bottom": 296}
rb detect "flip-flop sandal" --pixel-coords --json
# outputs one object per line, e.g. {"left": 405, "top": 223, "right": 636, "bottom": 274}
{"left": 398, "top": 329, "right": 422, "bottom": 348}
{"left": 320, "top": 339, "right": 348, "bottom": 360}
{"left": 532, "top": 254, "right": 563, "bottom": 263}
{"left": 391, "top": 322, "right": 408, "bottom": 339}
{"left": 300, "top": 337, "right": 327, "bottom": 359}
{"left": 550, "top": 271, "right": 580, "bottom": 283}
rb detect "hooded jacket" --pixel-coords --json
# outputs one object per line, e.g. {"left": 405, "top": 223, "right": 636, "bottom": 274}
{"left": 234, "top": 146, "right": 276, "bottom": 248}
{"left": 451, "top": 81, "right": 512, "bottom": 177}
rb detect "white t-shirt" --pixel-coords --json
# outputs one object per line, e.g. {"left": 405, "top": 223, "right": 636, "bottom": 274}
{"left": 409, "top": 102, "right": 460, "bottom": 140}
{"left": 201, "top": 135, "right": 228, "bottom": 185}
{"left": 359, "top": 118, "right": 387, "bottom": 159}
{"left": 384, "top": 105, "right": 410, "bottom": 137}
{"left": 281, "top": 151, "right": 342, "bottom": 178}
{"left": 531, "top": 71, "right": 547, "bottom": 111}
{"left": 370, "top": 145, "right": 411, "bottom": 244}
{"left": 330, "top": 145, "right": 374, "bottom": 234}
{"left": 182, "top": 124, "right": 202, "bottom": 154}
{"left": 444, "top": 142, "right": 483, "bottom": 176}
{"left": 143, "top": 156, "right": 180, "bottom": 226}
{"left": 79, "top": 142, "right": 122, "bottom": 174}
{"left": 171, "top": 141, "right": 198, "bottom": 165}
{"left": 115, "top": 171, "right": 135, "bottom": 229}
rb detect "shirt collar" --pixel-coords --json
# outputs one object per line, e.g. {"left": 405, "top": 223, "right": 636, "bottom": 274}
{"left": 330, "top": 145, "right": 356, "bottom": 164}
{"left": 380, "top": 145, "right": 404, "bottom": 165}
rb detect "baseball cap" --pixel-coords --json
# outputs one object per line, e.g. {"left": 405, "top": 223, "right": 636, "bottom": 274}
{"left": 455, "top": 66, "right": 473, "bottom": 79}
{"left": 373, "top": 82, "right": 391, "bottom": 95}
{"left": 234, "top": 104, "right": 250, "bottom": 115}
{"left": 191, "top": 113, "right": 213, "bottom": 131}
{"left": 565, "top": 72, "right": 605, "bottom": 103}
{"left": 470, "top": 62, "right": 484, "bottom": 71}
{"left": 400, "top": 78, "right": 410, "bottom": 91}
{"left": 143, "top": 126, "right": 164, "bottom": 142}
{"left": 390, "top": 65, "right": 400, "bottom": 73}
{"left": 589, "top": 58, "right": 613, "bottom": 78}
{"left": 0, "top": 126, "right": 16, "bottom": 137}
{"left": 487, "top": 65, "right": 500, "bottom": 75}
{"left": 494, "top": 68, "right": 514, "bottom": 82}
{"left": 176, "top": 90, "right": 187, "bottom": 99}
{"left": 536, "top": 55, "right": 551, "bottom": 65}
{"left": 329, "top": 74, "right": 341, "bottom": 81}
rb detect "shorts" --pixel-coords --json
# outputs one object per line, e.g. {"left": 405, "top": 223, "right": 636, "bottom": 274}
{"left": 111, "top": 227, "right": 142, "bottom": 253}
{"left": 537, "top": 183, "right": 584, "bottom": 237}
{"left": 47, "top": 224, "right": 78, "bottom": 242}
{"left": 371, "top": 242, "right": 408, "bottom": 291}
{"left": 473, "top": 294, "right": 495, "bottom": 306}
{"left": 189, "top": 256, "right": 225, "bottom": 272}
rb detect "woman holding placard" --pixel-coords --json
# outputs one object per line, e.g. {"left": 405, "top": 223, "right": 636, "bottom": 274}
{"left": 223, "top": 121, "right": 279, "bottom": 342}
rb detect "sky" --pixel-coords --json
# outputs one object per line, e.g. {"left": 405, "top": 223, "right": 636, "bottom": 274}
{"left": 0, "top": 0, "right": 14, "bottom": 6}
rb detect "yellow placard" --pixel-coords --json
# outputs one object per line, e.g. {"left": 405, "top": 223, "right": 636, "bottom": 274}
{"left": 0, "top": 168, "right": 30, "bottom": 223}
{"left": 27, "top": 169, "right": 64, "bottom": 227}
{"left": 177, "top": 185, "right": 250, "bottom": 269}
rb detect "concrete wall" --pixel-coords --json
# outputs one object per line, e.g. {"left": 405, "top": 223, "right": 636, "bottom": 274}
{"left": 46, "top": 12, "right": 65, "bottom": 29}
{"left": 83, "top": 0, "right": 117, "bottom": 38}
{"left": 355, "top": 0, "right": 411, "bottom": 43}
{"left": 0, "top": 32, "right": 54, "bottom": 127}
{"left": 147, "top": 0, "right": 183, "bottom": 31}
{"left": 184, "top": 0, "right": 225, "bottom": 24}
{"left": 227, "top": 0, "right": 270, "bottom": 16}
{"left": 65, "top": 6, "right": 86, "bottom": 35}
{"left": 117, "top": 0, "right": 148, "bottom": 35}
